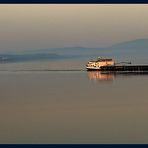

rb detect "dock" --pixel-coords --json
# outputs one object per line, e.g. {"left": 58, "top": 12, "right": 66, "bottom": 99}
{"left": 100, "top": 65, "right": 148, "bottom": 71}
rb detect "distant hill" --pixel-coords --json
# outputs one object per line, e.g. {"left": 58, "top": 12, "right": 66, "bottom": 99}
{"left": 110, "top": 38, "right": 148, "bottom": 50}
{"left": 0, "top": 38, "right": 148, "bottom": 63}
{"left": 0, "top": 53, "right": 67, "bottom": 63}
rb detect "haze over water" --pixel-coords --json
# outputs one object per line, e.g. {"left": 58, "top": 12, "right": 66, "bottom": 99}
{"left": 0, "top": 4, "right": 148, "bottom": 144}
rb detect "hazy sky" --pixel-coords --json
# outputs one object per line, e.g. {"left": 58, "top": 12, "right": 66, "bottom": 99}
{"left": 0, "top": 4, "right": 148, "bottom": 52}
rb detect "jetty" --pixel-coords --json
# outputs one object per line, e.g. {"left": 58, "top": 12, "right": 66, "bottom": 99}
{"left": 99, "top": 65, "right": 148, "bottom": 71}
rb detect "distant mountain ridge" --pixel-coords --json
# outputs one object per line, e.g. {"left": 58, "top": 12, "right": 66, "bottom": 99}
{"left": 0, "top": 38, "right": 148, "bottom": 63}
{"left": 110, "top": 38, "right": 148, "bottom": 50}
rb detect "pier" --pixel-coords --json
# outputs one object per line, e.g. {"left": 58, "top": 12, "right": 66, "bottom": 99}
{"left": 100, "top": 65, "right": 148, "bottom": 71}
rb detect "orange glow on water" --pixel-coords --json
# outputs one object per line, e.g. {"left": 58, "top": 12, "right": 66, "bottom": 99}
{"left": 88, "top": 71, "right": 114, "bottom": 81}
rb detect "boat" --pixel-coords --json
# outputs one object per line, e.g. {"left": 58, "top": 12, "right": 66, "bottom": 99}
{"left": 86, "top": 57, "right": 115, "bottom": 70}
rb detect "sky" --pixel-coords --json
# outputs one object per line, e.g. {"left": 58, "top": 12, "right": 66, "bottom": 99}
{"left": 0, "top": 4, "right": 148, "bottom": 53}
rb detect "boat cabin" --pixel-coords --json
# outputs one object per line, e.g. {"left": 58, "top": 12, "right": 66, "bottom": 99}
{"left": 86, "top": 57, "right": 115, "bottom": 70}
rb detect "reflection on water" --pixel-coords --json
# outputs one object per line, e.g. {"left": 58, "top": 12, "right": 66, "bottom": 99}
{"left": 87, "top": 71, "right": 148, "bottom": 82}
{"left": 87, "top": 71, "right": 114, "bottom": 81}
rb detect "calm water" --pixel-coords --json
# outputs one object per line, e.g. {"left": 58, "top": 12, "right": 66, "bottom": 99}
{"left": 0, "top": 61, "right": 148, "bottom": 144}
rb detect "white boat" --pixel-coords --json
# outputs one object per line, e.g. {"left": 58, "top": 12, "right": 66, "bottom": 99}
{"left": 86, "top": 57, "right": 115, "bottom": 70}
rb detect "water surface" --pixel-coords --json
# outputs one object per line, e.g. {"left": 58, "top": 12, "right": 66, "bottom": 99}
{"left": 0, "top": 69, "right": 148, "bottom": 144}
